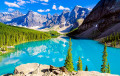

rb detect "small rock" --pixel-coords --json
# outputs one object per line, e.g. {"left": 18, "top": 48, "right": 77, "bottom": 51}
{"left": 39, "top": 64, "right": 50, "bottom": 76}
{"left": 2, "top": 73, "right": 13, "bottom": 76}
{"left": 50, "top": 65, "right": 59, "bottom": 71}
{"left": 53, "top": 70, "right": 61, "bottom": 75}
{"left": 59, "top": 67, "right": 68, "bottom": 74}
{"left": 72, "top": 71, "right": 77, "bottom": 75}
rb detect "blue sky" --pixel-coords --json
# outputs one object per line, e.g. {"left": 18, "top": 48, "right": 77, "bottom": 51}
{"left": 0, "top": 0, "right": 100, "bottom": 15}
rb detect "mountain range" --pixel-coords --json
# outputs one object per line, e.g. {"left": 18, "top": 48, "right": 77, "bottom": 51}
{"left": 0, "top": 6, "right": 90, "bottom": 28}
{"left": 68, "top": 0, "right": 120, "bottom": 39}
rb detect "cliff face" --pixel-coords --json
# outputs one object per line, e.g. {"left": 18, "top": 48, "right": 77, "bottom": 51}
{"left": 69, "top": 6, "right": 89, "bottom": 24}
{"left": 68, "top": 0, "right": 120, "bottom": 39}
{"left": 45, "top": 6, "right": 90, "bottom": 28}
{"left": 2, "top": 63, "right": 119, "bottom": 76}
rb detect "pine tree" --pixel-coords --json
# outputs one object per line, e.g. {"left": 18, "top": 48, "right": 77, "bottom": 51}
{"left": 117, "top": 32, "right": 119, "bottom": 40}
{"left": 111, "top": 41, "right": 114, "bottom": 47}
{"left": 107, "top": 63, "right": 111, "bottom": 73}
{"left": 64, "top": 38, "right": 74, "bottom": 72}
{"left": 0, "top": 35, "right": 3, "bottom": 47}
{"left": 110, "top": 34, "right": 113, "bottom": 41}
{"left": 113, "top": 40, "right": 116, "bottom": 47}
{"left": 3, "top": 34, "right": 5, "bottom": 45}
{"left": 107, "top": 36, "right": 109, "bottom": 41}
{"left": 85, "top": 65, "right": 88, "bottom": 71}
{"left": 101, "top": 42, "right": 108, "bottom": 73}
{"left": 77, "top": 56, "right": 83, "bottom": 71}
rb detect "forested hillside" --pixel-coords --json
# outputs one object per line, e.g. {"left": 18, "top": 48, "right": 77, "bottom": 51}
{"left": 0, "top": 22, "right": 51, "bottom": 50}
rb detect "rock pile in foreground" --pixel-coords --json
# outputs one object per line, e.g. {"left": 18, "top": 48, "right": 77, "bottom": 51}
{"left": 2, "top": 63, "right": 119, "bottom": 76}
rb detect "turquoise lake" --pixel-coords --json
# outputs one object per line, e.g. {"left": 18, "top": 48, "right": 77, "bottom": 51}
{"left": 0, "top": 37, "right": 120, "bottom": 75}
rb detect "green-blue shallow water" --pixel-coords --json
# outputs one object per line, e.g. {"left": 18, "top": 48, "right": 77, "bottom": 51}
{"left": 0, "top": 37, "right": 120, "bottom": 75}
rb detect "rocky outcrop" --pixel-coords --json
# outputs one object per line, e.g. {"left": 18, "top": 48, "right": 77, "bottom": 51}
{"left": 2, "top": 63, "right": 119, "bottom": 76}
{"left": 68, "top": 0, "right": 120, "bottom": 39}
{"left": 58, "top": 10, "right": 70, "bottom": 25}
{"left": 45, "top": 13, "right": 59, "bottom": 27}
{"left": 46, "top": 13, "right": 52, "bottom": 20}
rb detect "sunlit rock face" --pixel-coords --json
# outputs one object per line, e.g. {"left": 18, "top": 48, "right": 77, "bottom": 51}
{"left": 46, "top": 13, "right": 52, "bottom": 20}
{"left": 21, "top": 10, "right": 47, "bottom": 27}
{"left": 58, "top": 10, "right": 70, "bottom": 25}
{"left": 45, "top": 6, "right": 90, "bottom": 28}
{"left": 0, "top": 6, "right": 90, "bottom": 28}
{"left": 69, "top": 5, "right": 89, "bottom": 24}
{"left": 68, "top": 0, "right": 120, "bottom": 38}
{"left": 45, "top": 13, "right": 59, "bottom": 27}
{"left": 5, "top": 10, "right": 47, "bottom": 27}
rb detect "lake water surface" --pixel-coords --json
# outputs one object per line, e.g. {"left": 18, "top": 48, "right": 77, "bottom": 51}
{"left": 0, "top": 37, "right": 120, "bottom": 75}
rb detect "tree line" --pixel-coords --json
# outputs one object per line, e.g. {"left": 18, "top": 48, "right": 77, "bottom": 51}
{"left": 65, "top": 38, "right": 110, "bottom": 73}
{"left": 102, "top": 32, "right": 120, "bottom": 47}
{"left": 0, "top": 22, "right": 51, "bottom": 51}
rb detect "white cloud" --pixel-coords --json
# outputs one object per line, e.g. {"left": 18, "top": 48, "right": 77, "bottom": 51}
{"left": 26, "top": 0, "right": 37, "bottom": 3}
{"left": 76, "top": 5, "right": 82, "bottom": 8}
{"left": 58, "top": 6, "right": 70, "bottom": 10}
{"left": 30, "top": 0, "right": 37, "bottom": 3}
{"left": 87, "top": 8, "right": 92, "bottom": 11}
{"left": 41, "top": 3, "right": 48, "bottom": 5}
{"left": 5, "top": 1, "right": 20, "bottom": 8}
{"left": 38, "top": 9, "right": 44, "bottom": 12}
{"left": 38, "top": 9, "right": 50, "bottom": 12}
{"left": 40, "top": 0, "right": 49, "bottom": 2}
{"left": 26, "top": 1, "right": 30, "bottom": 3}
{"left": 46, "top": 9, "right": 50, "bottom": 12}
{"left": 52, "top": 5, "right": 57, "bottom": 10}
{"left": 17, "top": 0, "right": 26, "bottom": 5}
{"left": 8, "top": 8, "right": 14, "bottom": 12}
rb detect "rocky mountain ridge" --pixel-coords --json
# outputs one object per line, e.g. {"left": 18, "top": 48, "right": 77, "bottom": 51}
{"left": 0, "top": 6, "right": 90, "bottom": 28}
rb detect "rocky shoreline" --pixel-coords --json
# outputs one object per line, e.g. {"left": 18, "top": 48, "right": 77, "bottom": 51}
{"left": 2, "top": 63, "right": 119, "bottom": 76}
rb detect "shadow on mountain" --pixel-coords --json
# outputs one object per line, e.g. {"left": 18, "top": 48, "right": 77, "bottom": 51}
{"left": 5, "top": 16, "right": 24, "bottom": 25}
